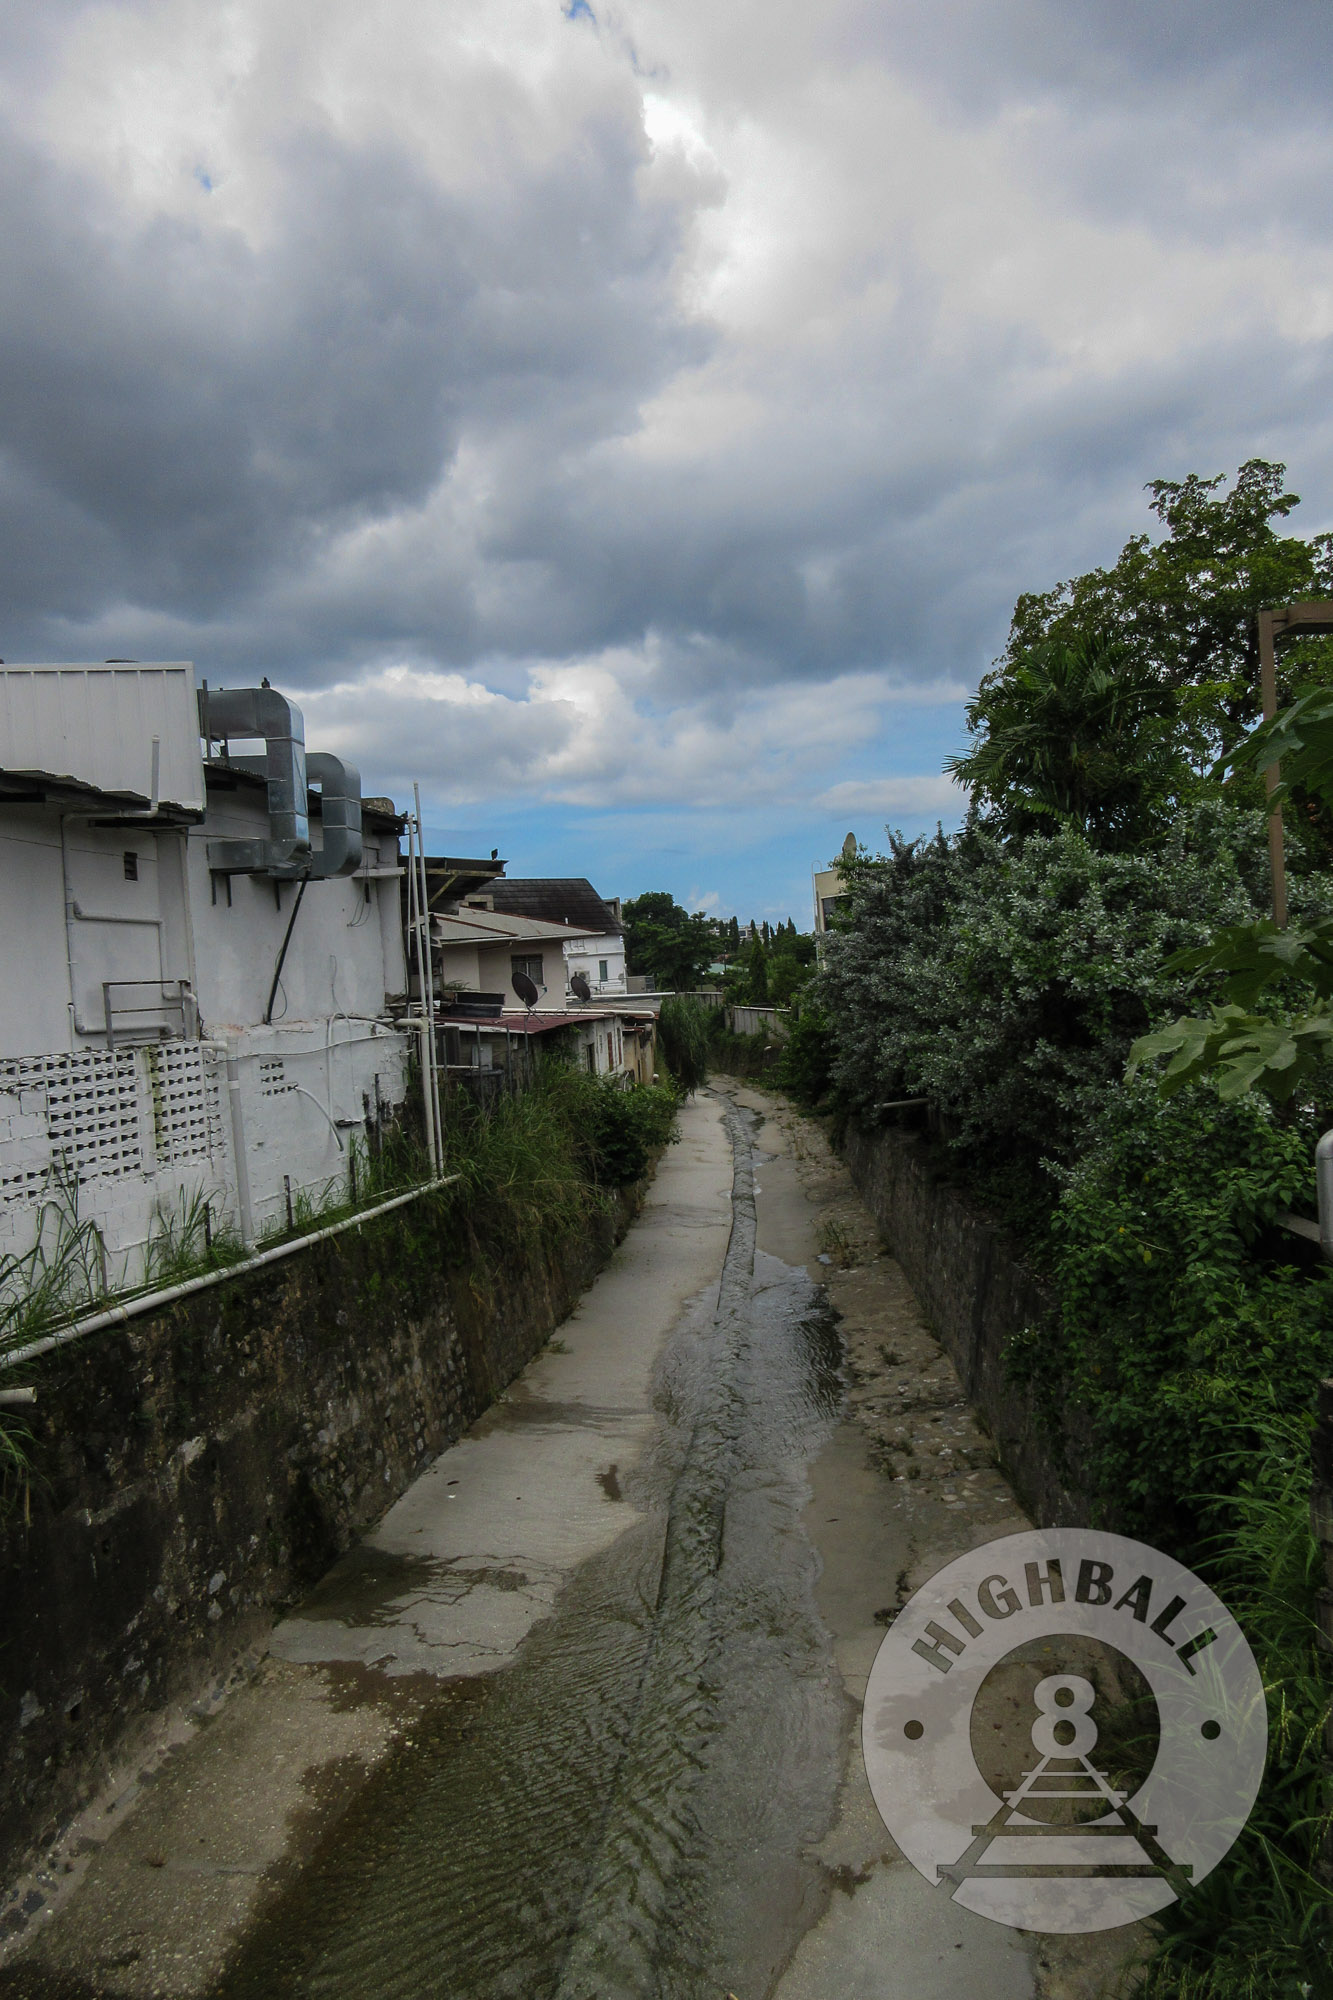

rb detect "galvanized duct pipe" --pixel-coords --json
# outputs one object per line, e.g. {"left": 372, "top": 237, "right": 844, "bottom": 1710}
{"left": 199, "top": 685, "right": 311, "bottom": 876}
{"left": 306, "top": 751, "right": 363, "bottom": 879}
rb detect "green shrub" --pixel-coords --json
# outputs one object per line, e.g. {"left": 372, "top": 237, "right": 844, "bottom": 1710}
{"left": 1010, "top": 1078, "right": 1333, "bottom": 1543}
{"left": 576, "top": 1075, "right": 678, "bottom": 1187}
{"left": 775, "top": 1005, "right": 833, "bottom": 1105}
{"left": 1137, "top": 1417, "right": 1333, "bottom": 1997}
{"left": 817, "top": 809, "right": 1297, "bottom": 1211}
{"left": 437, "top": 1062, "right": 676, "bottom": 1257}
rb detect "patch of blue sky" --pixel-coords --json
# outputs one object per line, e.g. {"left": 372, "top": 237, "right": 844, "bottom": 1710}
{"left": 419, "top": 782, "right": 966, "bottom": 930}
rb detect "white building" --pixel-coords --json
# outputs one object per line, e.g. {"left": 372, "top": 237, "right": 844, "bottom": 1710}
{"left": 0, "top": 663, "right": 411, "bottom": 1291}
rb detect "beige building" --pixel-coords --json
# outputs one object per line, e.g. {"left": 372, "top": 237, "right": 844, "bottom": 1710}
{"left": 813, "top": 831, "right": 858, "bottom": 945}
{"left": 430, "top": 907, "right": 655, "bottom": 1082}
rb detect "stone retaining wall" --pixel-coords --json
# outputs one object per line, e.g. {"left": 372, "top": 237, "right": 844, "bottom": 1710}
{"left": 842, "top": 1120, "right": 1090, "bottom": 1527}
{"left": 0, "top": 1182, "right": 638, "bottom": 1884}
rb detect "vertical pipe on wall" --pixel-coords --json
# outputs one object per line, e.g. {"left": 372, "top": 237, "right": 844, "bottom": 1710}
{"left": 225, "top": 1054, "right": 255, "bottom": 1248}
{"left": 405, "top": 802, "right": 439, "bottom": 1175}
{"left": 410, "top": 780, "right": 436, "bottom": 1160}
{"left": 413, "top": 783, "right": 442, "bottom": 1169}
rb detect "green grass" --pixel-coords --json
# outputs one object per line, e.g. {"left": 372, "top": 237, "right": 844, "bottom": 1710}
{"left": 659, "top": 994, "right": 713, "bottom": 1091}
{"left": 436, "top": 1059, "right": 677, "bottom": 1262}
{"left": 145, "top": 1185, "right": 245, "bottom": 1285}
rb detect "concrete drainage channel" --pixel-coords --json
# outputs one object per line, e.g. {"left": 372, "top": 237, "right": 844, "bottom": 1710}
{"left": 0, "top": 1087, "right": 1140, "bottom": 2000}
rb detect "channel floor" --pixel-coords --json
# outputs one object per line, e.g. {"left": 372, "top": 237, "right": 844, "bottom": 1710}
{"left": 0, "top": 1085, "right": 1141, "bottom": 2000}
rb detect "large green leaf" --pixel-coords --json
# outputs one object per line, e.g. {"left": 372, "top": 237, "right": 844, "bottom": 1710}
{"left": 1164, "top": 916, "right": 1333, "bottom": 1006}
{"left": 1227, "top": 685, "right": 1333, "bottom": 807}
{"left": 1128, "top": 1003, "right": 1333, "bottom": 1103}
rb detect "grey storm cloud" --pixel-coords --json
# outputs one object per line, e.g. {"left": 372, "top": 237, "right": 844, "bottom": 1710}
{"left": 0, "top": 99, "right": 698, "bottom": 649}
{"left": 4, "top": 0, "right": 1333, "bottom": 814}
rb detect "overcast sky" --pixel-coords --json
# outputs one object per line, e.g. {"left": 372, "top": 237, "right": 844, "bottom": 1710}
{"left": 5, "top": 2, "right": 1333, "bottom": 920}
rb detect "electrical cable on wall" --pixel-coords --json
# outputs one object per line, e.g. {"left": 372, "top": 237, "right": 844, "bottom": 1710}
{"left": 264, "top": 871, "right": 310, "bottom": 1025}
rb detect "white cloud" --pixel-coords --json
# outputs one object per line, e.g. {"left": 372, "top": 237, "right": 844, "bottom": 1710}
{"left": 816, "top": 775, "right": 966, "bottom": 816}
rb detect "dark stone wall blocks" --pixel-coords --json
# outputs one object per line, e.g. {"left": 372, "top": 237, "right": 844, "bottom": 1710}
{"left": 0, "top": 1182, "right": 639, "bottom": 1882}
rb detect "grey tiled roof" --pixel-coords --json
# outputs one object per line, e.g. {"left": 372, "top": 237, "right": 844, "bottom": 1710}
{"left": 482, "top": 877, "right": 622, "bottom": 934}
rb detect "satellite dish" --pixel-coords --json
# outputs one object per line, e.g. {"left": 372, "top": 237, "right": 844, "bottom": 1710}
{"left": 841, "top": 831, "right": 857, "bottom": 862}
{"left": 570, "top": 971, "right": 591, "bottom": 1003}
{"left": 512, "top": 970, "right": 540, "bottom": 1010}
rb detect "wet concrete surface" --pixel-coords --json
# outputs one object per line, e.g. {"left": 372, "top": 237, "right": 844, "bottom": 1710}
{"left": 0, "top": 1085, "right": 1142, "bottom": 2000}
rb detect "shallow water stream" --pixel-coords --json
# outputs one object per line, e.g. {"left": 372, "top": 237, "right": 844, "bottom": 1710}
{"left": 212, "top": 1101, "right": 846, "bottom": 1999}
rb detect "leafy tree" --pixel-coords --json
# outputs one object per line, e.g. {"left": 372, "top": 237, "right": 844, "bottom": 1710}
{"left": 745, "top": 937, "right": 769, "bottom": 1003}
{"left": 769, "top": 953, "right": 810, "bottom": 1006}
{"left": 727, "top": 915, "right": 740, "bottom": 952}
{"left": 1129, "top": 687, "right": 1333, "bottom": 1104}
{"left": 1004, "top": 459, "right": 1333, "bottom": 758}
{"left": 621, "top": 892, "right": 715, "bottom": 990}
{"left": 949, "top": 628, "right": 1185, "bottom": 848}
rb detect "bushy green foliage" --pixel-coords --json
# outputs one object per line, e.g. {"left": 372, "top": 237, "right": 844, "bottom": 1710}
{"left": 622, "top": 891, "right": 715, "bottom": 990}
{"left": 1137, "top": 1418, "right": 1333, "bottom": 1996}
{"left": 775, "top": 1005, "right": 834, "bottom": 1105}
{"left": 950, "top": 627, "right": 1187, "bottom": 847}
{"left": 575, "top": 1073, "right": 677, "bottom": 1186}
{"left": 818, "top": 811, "right": 1271, "bottom": 1202}
{"left": 811, "top": 458, "right": 1333, "bottom": 1989}
{"left": 1130, "top": 687, "right": 1333, "bottom": 1106}
{"left": 658, "top": 993, "right": 711, "bottom": 1092}
{"left": 1004, "top": 460, "right": 1333, "bottom": 755}
{"left": 1009, "top": 1078, "right": 1333, "bottom": 1539}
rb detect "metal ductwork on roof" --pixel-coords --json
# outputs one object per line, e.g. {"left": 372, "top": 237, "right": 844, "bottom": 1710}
{"left": 306, "top": 752, "right": 363, "bottom": 878}
{"left": 199, "top": 685, "right": 311, "bottom": 877}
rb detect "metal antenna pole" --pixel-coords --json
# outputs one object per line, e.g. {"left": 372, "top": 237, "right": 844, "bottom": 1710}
{"left": 413, "top": 783, "right": 442, "bottom": 1171}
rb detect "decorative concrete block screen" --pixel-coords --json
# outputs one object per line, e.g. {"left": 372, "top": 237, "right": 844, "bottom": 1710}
{"left": 0, "top": 1044, "right": 233, "bottom": 1284}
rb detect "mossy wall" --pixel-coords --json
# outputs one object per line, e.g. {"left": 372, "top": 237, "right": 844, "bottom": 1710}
{"left": 842, "top": 1120, "right": 1092, "bottom": 1526}
{"left": 0, "top": 1183, "right": 638, "bottom": 1885}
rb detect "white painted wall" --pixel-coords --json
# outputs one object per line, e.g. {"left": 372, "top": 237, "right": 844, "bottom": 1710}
{"left": 0, "top": 780, "right": 411, "bottom": 1292}
{"left": 562, "top": 931, "right": 627, "bottom": 997}
{"left": 0, "top": 812, "right": 76, "bottom": 1057}
{"left": 185, "top": 790, "right": 404, "bottom": 1032}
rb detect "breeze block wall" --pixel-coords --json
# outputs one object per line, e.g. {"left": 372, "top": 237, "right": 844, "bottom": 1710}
{"left": 0, "top": 1181, "right": 639, "bottom": 1886}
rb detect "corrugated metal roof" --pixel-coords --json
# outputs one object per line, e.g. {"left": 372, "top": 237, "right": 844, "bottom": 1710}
{"left": 0, "top": 663, "right": 204, "bottom": 812}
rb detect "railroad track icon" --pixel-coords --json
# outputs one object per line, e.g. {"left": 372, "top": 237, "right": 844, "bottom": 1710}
{"left": 863, "top": 1530, "right": 1267, "bottom": 1933}
{"left": 936, "top": 1673, "right": 1193, "bottom": 1901}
